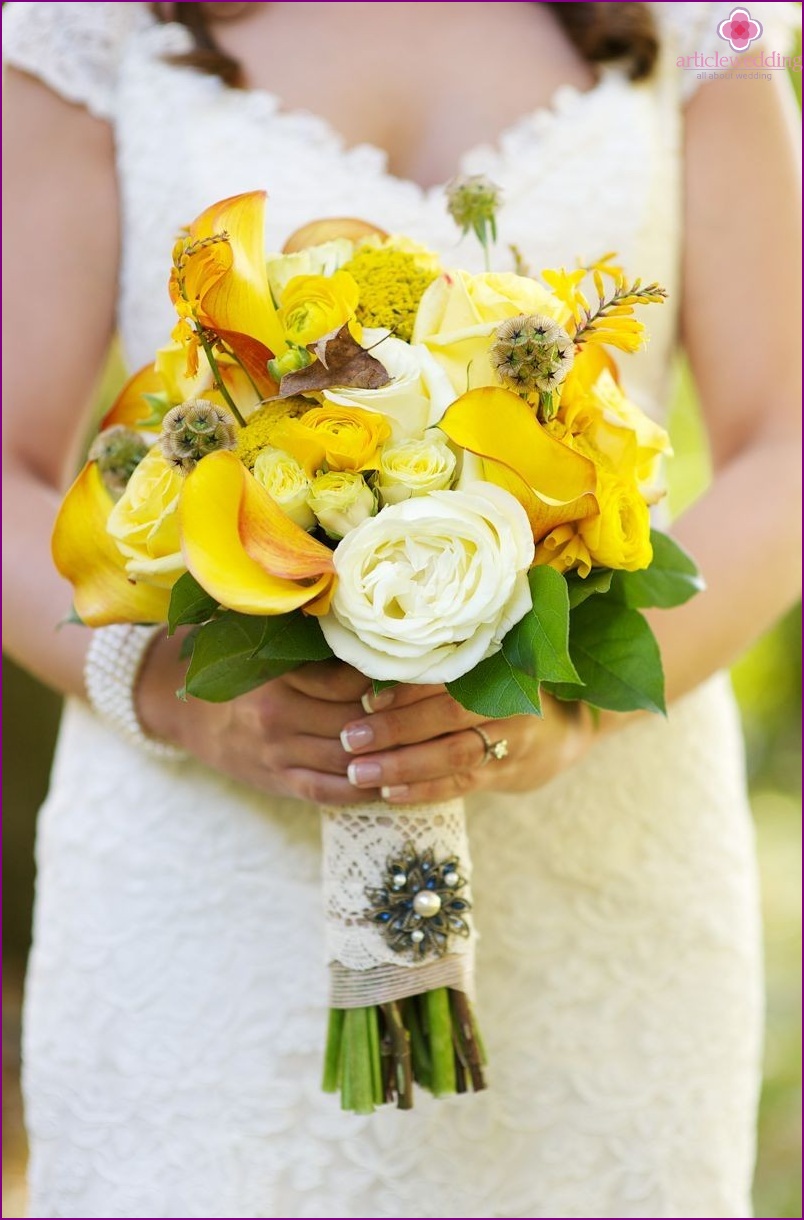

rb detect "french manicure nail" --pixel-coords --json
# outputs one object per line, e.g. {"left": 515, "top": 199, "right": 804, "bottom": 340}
{"left": 347, "top": 760, "right": 382, "bottom": 787}
{"left": 361, "top": 688, "right": 396, "bottom": 714}
{"left": 341, "top": 724, "right": 375, "bottom": 753}
{"left": 381, "top": 785, "right": 409, "bottom": 801}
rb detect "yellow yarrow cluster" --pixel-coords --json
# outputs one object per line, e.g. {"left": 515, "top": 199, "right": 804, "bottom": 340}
{"left": 342, "top": 247, "right": 438, "bottom": 343}
{"left": 235, "top": 398, "right": 308, "bottom": 469}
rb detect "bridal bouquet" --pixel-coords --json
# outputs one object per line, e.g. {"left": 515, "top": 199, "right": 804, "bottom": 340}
{"left": 53, "top": 186, "right": 702, "bottom": 1113}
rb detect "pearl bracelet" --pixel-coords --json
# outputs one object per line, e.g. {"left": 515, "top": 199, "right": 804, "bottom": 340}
{"left": 84, "top": 624, "right": 188, "bottom": 763}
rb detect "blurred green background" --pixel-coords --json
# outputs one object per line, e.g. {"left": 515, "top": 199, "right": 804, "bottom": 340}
{"left": 2, "top": 344, "right": 801, "bottom": 1216}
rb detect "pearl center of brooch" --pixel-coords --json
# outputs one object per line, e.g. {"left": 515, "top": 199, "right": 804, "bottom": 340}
{"left": 412, "top": 891, "right": 442, "bottom": 918}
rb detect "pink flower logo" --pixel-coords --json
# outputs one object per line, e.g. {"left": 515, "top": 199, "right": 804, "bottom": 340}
{"left": 717, "top": 6, "right": 764, "bottom": 51}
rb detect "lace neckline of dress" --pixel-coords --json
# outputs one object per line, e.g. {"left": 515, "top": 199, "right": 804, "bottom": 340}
{"left": 153, "top": 21, "right": 624, "bottom": 196}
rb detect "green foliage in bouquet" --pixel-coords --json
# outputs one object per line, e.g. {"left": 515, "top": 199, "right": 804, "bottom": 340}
{"left": 169, "top": 530, "right": 702, "bottom": 719}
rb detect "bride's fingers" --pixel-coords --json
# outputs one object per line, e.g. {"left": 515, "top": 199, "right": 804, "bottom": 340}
{"left": 283, "top": 660, "right": 368, "bottom": 703}
{"left": 344, "top": 728, "right": 490, "bottom": 795}
{"left": 340, "top": 692, "right": 484, "bottom": 754}
{"left": 359, "top": 683, "right": 446, "bottom": 714}
{"left": 281, "top": 768, "right": 381, "bottom": 806}
{"left": 258, "top": 690, "right": 365, "bottom": 741}
{"left": 266, "top": 734, "right": 352, "bottom": 777}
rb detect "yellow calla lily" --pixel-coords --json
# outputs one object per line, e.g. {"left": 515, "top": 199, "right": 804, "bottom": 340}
{"left": 172, "top": 191, "right": 287, "bottom": 358}
{"left": 439, "top": 387, "right": 598, "bottom": 542}
{"left": 52, "top": 462, "right": 171, "bottom": 626}
{"left": 101, "top": 363, "right": 165, "bottom": 430}
{"left": 179, "top": 451, "right": 335, "bottom": 615}
{"left": 282, "top": 217, "right": 387, "bottom": 254}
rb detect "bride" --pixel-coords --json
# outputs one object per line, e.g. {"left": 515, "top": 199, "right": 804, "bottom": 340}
{"left": 3, "top": 2, "right": 800, "bottom": 1216}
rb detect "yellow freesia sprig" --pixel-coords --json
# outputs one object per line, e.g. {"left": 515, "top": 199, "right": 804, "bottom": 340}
{"left": 572, "top": 271, "right": 667, "bottom": 353}
{"left": 542, "top": 258, "right": 666, "bottom": 354}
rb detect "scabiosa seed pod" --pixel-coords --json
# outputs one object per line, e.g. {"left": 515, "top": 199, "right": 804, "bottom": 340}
{"left": 160, "top": 398, "right": 238, "bottom": 473}
{"left": 445, "top": 174, "right": 501, "bottom": 248}
{"left": 88, "top": 426, "right": 149, "bottom": 498}
{"left": 491, "top": 314, "right": 575, "bottom": 413}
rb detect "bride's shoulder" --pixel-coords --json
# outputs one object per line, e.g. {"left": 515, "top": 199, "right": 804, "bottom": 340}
{"left": 2, "top": 2, "right": 154, "bottom": 121}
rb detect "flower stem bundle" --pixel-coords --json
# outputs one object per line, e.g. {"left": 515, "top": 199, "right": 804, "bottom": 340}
{"left": 322, "top": 987, "right": 486, "bottom": 1113}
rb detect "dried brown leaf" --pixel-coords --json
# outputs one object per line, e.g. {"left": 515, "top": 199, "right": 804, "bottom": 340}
{"left": 279, "top": 325, "right": 390, "bottom": 396}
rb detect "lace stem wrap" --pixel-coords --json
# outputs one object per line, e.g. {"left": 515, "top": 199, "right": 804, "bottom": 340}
{"left": 319, "top": 799, "right": 476, "bottom": 1009}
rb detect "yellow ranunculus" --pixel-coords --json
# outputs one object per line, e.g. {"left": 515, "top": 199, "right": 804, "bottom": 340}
{"left": 412, "top": 270, "right": 571, "bottom": 393}
{"left": 577, "top": 468, "right": 653, "bottom": 571}
{"left": 269, "top": 404, "right": 390, "bottom": 477}
{"left": 279, "top": 271, "right": 361, "bottom": 347}
{"left": 106, "top": 448, "right": 186, "bottom": 589}
{"left": 265, "top": 240, "right": 356, "bottom": 304}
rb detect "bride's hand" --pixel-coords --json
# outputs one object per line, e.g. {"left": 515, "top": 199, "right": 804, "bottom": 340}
{"left": 136, "top": 631, "right": 379, "bottom": 804}
{"left": 340, "top": 684, "right": 596, "bottom": 803}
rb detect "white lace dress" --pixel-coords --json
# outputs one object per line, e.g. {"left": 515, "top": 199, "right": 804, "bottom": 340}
{"left": 4, "top": 3, "right": 795, "bottom": 1216}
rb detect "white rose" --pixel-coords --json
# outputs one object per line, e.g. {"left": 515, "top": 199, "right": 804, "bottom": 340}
{"left": 252, "top": 448, "right": 315, "bottom": 530}
{"left": 322, "top": 329, "right": 456, "bottom": 441}
{"left": 376, "top": 433, "right": 457, "bottom": 506}
{"left": 308, "top": 471, "right": 377, "bottom": 540}
{"left": 321, "top": 482, "right": 535, "bottom": 682}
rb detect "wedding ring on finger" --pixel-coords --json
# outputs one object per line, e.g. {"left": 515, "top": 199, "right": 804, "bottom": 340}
{"left": 470, "top": 725, "right": 510, "bottom": 766}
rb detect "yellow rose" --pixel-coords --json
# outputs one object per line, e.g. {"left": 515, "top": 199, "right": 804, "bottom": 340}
{"left": 106, "top": 447, "right": 185, "bottom": 588}
{"left": 269, "top": 404, "right": 390, "bottom": 477}
{"left": 577, "top": 468, "right": 653, "bottom": 572}
{"left": 308, "top": 471, "right": 377, "bottom": 540}
{"left": 376, "top": 433, "right": 457, "bottom": 506}
{"left": 252, "top": 448, "right": 315, "bottom": 531}
{"left": 560, "top": 358, "right": 672, "bottom": 504}
{"left": 412, "top": 270, "right": 570, "bottom": 393}
{"left": 278, "top": 271, "right": 361, "bottom": 347}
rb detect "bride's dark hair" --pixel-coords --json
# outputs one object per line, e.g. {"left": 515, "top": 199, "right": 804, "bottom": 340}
{"left": 149, "top": 2, "right": 658, "bottom": 86}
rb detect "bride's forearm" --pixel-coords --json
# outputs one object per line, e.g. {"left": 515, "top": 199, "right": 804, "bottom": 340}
{"left": 600, "top": 429, "right": 801, "bottom": 733}
{"left": 2, "top": 463, "right": 90, "bottom": 700}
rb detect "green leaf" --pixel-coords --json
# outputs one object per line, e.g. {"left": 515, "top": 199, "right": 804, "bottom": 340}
{"left": 548, "top": 599, "right": 666, "bottom": 715}
{"left": 167, "top": 572, "right": 219, "bottom": 634}
{"left": 372, "top": 678, "right": 398, "bottom": 695}
{"left": 501, "top": 567, "right": 579, "bottom": 683}
{"left": 184, "top": 613, "right": 298, "bottom": 702}
{"left": 139, "top": 392, "right": 171, "bottom": 428}
{"left": 178, "top": 625, "right": 202, "bottom": 661}
{"left": 565, "top": 567, "right": 612, "bottom": 608}
{"left": 447, "top": 651, "right": 542, "bottom": 718}
{"left": 254, "top": 611, "right": 333, "bottom": 663}
{"left": 610, "top": 530, "right": 704, "bottom": 609}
